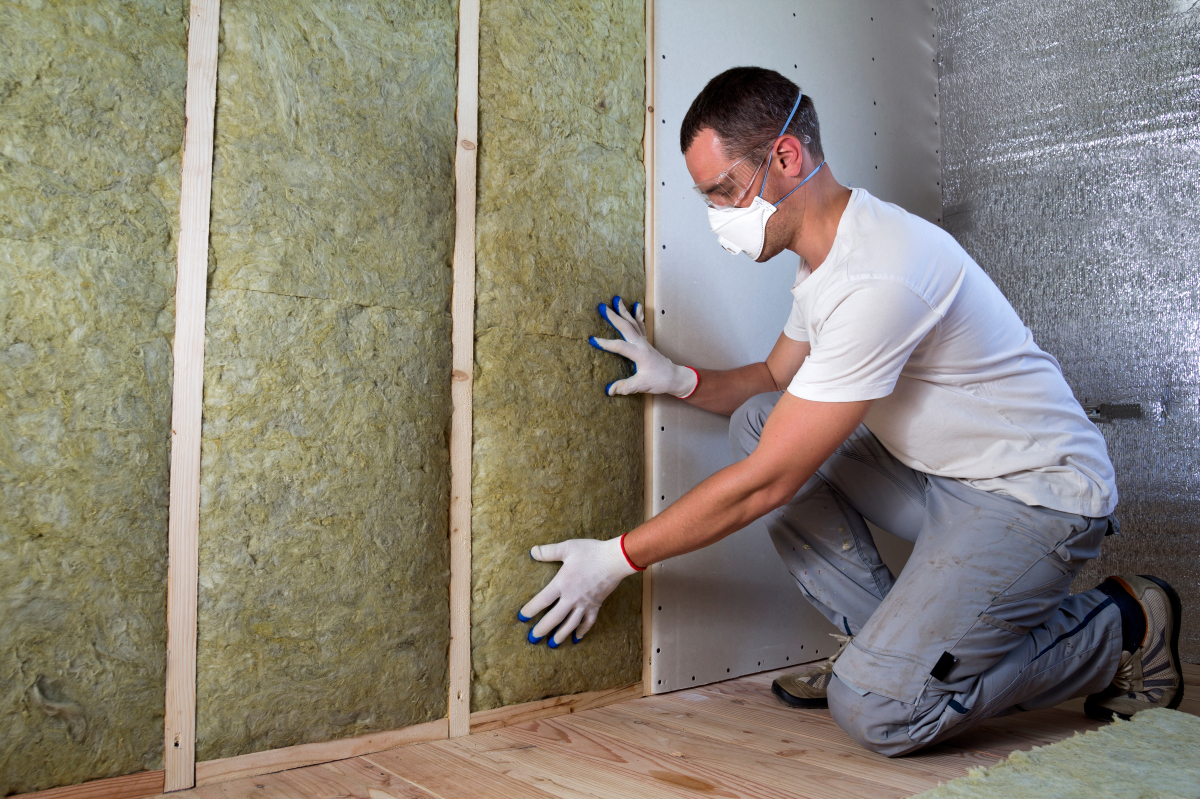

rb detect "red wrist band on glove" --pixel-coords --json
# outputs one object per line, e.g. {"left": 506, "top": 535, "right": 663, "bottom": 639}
{"left": 619, "top": 533, "right": 646, "bottom": 571}
{"left": 679, "top": 366, "right": 700, "bottom": 399}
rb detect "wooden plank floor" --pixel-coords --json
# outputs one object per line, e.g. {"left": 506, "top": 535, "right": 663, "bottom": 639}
{"left": 175, "top": 662, "right": 1200, "bottom": 799}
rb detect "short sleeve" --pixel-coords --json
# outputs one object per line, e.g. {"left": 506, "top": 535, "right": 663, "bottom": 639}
{"left": 782, "top": 299, "right": 808, "bottom": 342}
{"left": 787, "top": 280, "right": 940, "bottom": 402}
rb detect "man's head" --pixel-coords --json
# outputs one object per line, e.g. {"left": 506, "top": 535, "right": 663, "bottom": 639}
{"left": 680, "top": 67, "right": 823, "bottom": 164}
{"left": 681, "top": 67, "right": 826, "bottom": 262}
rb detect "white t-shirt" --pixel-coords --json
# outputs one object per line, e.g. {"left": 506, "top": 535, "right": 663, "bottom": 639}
{"left": 784, "top": 188, "right": 1117, "bottom": 518}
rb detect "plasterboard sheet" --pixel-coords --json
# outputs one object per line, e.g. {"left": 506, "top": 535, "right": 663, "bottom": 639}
{"left": 650, "top": 0, "right": 940, "bottom": 693}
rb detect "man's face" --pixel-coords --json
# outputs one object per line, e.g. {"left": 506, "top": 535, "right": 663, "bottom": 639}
{"left": 685, "top": 128, "right": 797, "bottom": 263}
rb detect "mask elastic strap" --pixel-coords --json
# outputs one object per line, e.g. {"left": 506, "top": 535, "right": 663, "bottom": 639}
{"left": 775, "top": 160, "right": 825, "bottom": 205}
{"left": 758, "top": 91, "right": 805, "bottom": 199}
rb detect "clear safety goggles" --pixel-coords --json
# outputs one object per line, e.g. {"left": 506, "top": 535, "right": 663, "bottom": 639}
{"left": 692, "top": 146, "right": 771, "bottom": 209}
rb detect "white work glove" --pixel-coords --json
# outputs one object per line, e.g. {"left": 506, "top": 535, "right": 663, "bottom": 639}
{"left": 589, "top": 296, "right": 699, "bottom": 398}
{"left": 518, "top": 536, "right": 642, "bottom": 647}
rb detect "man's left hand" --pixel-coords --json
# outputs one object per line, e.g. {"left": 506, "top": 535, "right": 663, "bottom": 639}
{"left": 518, "top": 536, "right": 641, "bottom": 647}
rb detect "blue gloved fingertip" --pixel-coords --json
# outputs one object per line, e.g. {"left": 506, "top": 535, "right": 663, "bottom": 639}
{"left": 547, "top": 637, "right": 560, "bottom": 649}
{"left": 517, "top": 611, "right": 531, "bottom": 623}
{"left": 612, "top": 295, "right": 622, "bottom": 311}
{"left": 588, "top": 336, "right": 603, "bottom": 351}
{"left": 597, "top": 302, "right": 609, "bottom": 319}
{"left": 527, "top": 630, "right": 542, "bottom": 644}
{"left": 572, "top": 635, "right": 582, "bottom": 645}
{"left": 605, "top": 381, "right": 615, "bottom": 396}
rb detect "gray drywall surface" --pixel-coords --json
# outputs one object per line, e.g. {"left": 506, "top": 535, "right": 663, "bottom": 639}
{"left": 0, "top": 1, "right": 186, "bottom": 792}
{"left": 471, "top": 0, "right": 647, "bottom": 711}
{"left": 196, "top": 0, "right": 458, "bottom": 759}
{"left": 938, "top": 0, "right": 1200, "bottom": 658}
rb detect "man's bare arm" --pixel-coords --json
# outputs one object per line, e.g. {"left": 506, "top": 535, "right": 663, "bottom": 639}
{"left": 625, "top": 392, "right": 871, "bottom": 565}
{"left": 684, "top": 333, "right": 812, "bottom": 416}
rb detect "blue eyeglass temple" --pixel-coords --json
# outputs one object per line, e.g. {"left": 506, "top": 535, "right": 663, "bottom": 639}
{"left": 758, "top": 91, "right": 826, "bottom": 203}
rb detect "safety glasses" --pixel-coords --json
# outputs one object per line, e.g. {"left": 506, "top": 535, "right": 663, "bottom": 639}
{"left": 692, "top": 145, "right": 771, "bottom": 209}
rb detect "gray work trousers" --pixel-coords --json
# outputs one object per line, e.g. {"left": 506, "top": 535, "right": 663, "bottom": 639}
{"left": 731, "top": 392, "right": 1123, "bottom": 756}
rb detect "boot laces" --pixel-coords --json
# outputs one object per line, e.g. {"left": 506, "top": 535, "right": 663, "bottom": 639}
{"left": 812, "top": 632, "right": 853, "bottom": 676}
{"left": 1112, "top": 649, "right": 1139, "bottom": 692}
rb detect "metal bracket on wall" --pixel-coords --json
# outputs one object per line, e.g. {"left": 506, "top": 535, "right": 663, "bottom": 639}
{"left": 1082, "top": 403, "right": 1142, "bottom": 424}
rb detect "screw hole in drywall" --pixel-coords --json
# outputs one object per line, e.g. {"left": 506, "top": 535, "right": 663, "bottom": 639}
{"left": 692, "top": 676, "right": 696, "bottom": 681}
{"left": 656, "top": 648, "right": 660, "bottom": 653}
{"left": 658, "top": 606, "right": 662, "bottom": 610}
{"left": 727, "top": 668, "right": 731, "bottom": 672}
{"left": 661, "top": 426, "right": 665, "bottom": 431}
{"left": 662, "top": 244, "right": 666, "bottom": 249}
{"left": 661, "top": 309, "right": 665, "bottom": 315}
{"left": 661, "top": 496, "right": 665, "bottom": 501}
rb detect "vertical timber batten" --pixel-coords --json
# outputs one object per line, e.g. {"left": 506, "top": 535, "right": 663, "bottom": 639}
{"left": 448, "top": 0, "right": 481, "bottom": 739}
{"left": 164, "top": 0, "right": 221, "bottom": 790}
{"left": 641, "top": 0, "right": 657, "bottom": 698}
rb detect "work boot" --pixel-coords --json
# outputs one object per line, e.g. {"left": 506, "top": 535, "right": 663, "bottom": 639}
{"left": 1085, "top": 575, "right": 1184, "bottom": 722}
{"left": 771, "top": 633, "right": 853, "bottom": 709}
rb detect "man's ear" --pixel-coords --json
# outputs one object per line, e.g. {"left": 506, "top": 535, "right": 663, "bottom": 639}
{"left": 774, "top": 134, "right": 807, "bottom": 177}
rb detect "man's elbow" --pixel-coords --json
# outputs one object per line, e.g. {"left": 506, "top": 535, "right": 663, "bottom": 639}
{"left": 760, "top": 476, "right": 807, "bottom": 514}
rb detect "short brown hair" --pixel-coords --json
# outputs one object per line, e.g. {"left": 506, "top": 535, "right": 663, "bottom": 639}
{"left": 680, "top": 67, "right": 823, "bottom": 161}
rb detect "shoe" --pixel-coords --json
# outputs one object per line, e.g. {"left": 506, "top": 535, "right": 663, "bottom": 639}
{"left": 771, "top": 633, "right": 852, "bottom": 709}
{"left": 1084, "top": 575, "right": 1184, "bottom": 722}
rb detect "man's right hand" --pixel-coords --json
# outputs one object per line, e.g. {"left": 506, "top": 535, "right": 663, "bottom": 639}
{"left": 589, "top": 296, "right": 698, "bottom": 398}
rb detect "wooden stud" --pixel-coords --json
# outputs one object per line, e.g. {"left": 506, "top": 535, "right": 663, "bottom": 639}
{"left": 641, "top": 0, "right": 657, "bottom": 700}
{"left": 10, "top": 772, "right": 165, "bottom": 799}
{"left": 468, "top": 683, "right": 642, "bottom": 734}
{"left": 164, "top": 0, "right": 221, "bottom": 791}
{"left": 193, "top": 719, "right": 449, "bottom": 787}
{"left": 448, "top": 0, "right": 481, "bottom": 740}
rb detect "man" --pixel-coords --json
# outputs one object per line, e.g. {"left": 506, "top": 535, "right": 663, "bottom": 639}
{"left": 517, "top": 67, "right": 1184, "bottom": 755}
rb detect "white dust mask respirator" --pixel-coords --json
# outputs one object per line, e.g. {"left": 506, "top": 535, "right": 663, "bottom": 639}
{"left": 706, "top": 93, "right": 825, "bottom": 260}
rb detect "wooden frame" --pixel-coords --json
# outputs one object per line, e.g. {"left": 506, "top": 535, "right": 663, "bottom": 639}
{"left": 163, "top": 0, "right": 221, "bottom": 791}
{"left": 16, "top": 2, "right": 648, "bottom": 796}
{"left": 194, "top": 720, "right": 449, "bottom": 787}
{"left": 448, "top": 0, "right": 481, "bottom": 741}
{"left": 641, "top": 0, "right": 657, "bottom": 699}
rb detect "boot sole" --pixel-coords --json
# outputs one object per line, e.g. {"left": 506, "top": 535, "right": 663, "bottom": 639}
{"left": 771, "top": 679, "right": 829, "bottom": 709}
{"left": 1084, "top": 575, "right": 1184, "bottom": 722}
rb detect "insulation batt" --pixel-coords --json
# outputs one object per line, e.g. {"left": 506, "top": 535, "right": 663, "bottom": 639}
{"left": 471, "top": 0, "right": 646, "bottom": 711}
{"left": 938, "top": 0, "right": 1200, "bottom": 659}
{"left": 197, "top": 0, "right": 457, "bottom": 759}
{"left": 0, "top": 0, "right": 186, "bottom": 793}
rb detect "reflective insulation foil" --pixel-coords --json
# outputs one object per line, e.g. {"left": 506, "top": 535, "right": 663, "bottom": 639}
{"left": 938, "top": 1, "right": 1200, "bottom": 658}
{"left": 471, "top": 0, "right": 646, "bottom": 711}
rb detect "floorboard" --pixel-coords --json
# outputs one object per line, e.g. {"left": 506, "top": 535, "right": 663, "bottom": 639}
{"left": 169, "top": 662, "right": 1199, "bottom": 799}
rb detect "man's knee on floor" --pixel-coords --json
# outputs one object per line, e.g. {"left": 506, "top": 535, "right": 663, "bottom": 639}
{"left": 729, "top": 392, "right": 782, "bottom": 458}
{"left": 827, "top": 676, "right": 923, "bottom": 757}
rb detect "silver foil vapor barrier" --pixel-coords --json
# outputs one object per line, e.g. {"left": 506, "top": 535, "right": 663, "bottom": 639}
{"left": 938, "top": 0, "right": 1200, "bottom": 659}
